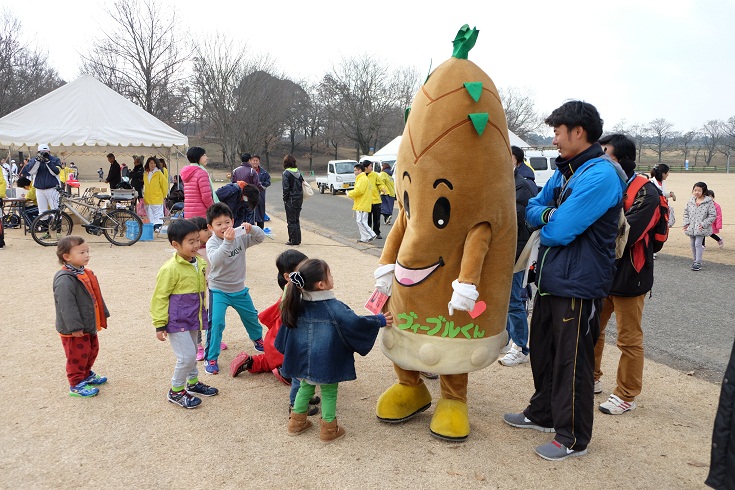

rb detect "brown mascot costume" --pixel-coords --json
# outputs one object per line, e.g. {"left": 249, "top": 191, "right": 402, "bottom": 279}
{"left": 374, "top": 25, "right": 516, "bottom": 441}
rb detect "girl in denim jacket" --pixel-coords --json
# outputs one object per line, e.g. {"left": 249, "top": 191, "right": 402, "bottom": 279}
{"left": 275, "top": 259, "right": 393, "bottom": 442}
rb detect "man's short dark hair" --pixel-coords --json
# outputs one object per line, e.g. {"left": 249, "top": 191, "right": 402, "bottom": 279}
{"left": 167, "top": 219, "right": 200, "bottom": 245}
{"left": 206, "top": 202, "right": 233, "bottom": 224}
{"left": 241, "top": 153, "right": 251, "bottom": 163}
{"left": 511, "top": 146, "right": 525, "bottom": 165}
{"left": 354, "top": 162, "right": 364, "bottom": 171}
{"left": 598, "top": 133, "right": 636, "bottom": 162}
{"left": 251, "top": 154, "right": 260, "bottom": 160}
{"left": 107, "top": 153, "right": 115, "bottom": 159}
{"left": 17, "top": 176, "right": 31, "bottom": 188}
{"left": 544, "top": 100, "right": 603, "bottom": 143}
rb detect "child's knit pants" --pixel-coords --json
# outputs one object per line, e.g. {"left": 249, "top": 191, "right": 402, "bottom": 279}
{"left": 61, "top": 333, "right": 99, "bottom": 386}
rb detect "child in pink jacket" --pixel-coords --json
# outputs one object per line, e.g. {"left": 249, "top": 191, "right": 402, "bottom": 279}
{"left": 704, "top": 190, "right": 724, "bottom": 249}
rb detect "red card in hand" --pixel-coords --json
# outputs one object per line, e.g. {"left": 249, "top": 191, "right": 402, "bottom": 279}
{"left": 365, "top": 289, "right": 389, "bottom": 314}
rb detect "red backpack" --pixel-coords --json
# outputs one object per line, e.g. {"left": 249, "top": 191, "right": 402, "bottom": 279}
{"left": 624, "top": 175, "right": 670, "bottom": 255}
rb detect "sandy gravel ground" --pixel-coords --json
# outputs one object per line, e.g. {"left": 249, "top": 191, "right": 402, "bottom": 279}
{"left": 0, "top": 172, "right": 731, "bottom": 489}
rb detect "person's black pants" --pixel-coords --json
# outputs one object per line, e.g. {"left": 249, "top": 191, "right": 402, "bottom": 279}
{"left": 523, "top": 294, "right": 601, "bottom": 451}
{"left": 284, "top": 198, "right": 302, "bottom": 245}
{"left": 367, "top": 203, "right": 381, "bottom": 237}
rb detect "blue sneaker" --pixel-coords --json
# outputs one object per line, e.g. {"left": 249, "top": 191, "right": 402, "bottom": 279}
{"left": 263, "top": 213, "right": 271, "bottom": 221}
{"left": 167, "top": 389, "right": 201, "bottom": 409}
{"left": 204, "top": 360, "right": 219, "bottom": 375}
{"left": 253, "top": 338, "right": 265, "bottom": 352}
{"left": 83, "top": 371, "right": 107, "bottom": 385}
{"left": 69, "top": 381, "right": 99, "bottom": 398}
{"left": 186, "top": 381, "right": 219, "bottom": 397}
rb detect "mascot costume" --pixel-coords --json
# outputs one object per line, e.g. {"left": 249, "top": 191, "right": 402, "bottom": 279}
{"left": 374, "top": 25, "right": 516, "bottom": 441}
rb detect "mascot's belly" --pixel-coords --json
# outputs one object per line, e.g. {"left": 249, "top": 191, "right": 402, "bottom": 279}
{"left": 379, "top": 54, "right": 516, "bottom": 375}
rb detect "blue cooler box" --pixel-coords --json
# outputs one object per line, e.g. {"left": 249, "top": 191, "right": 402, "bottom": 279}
{"left": 126, "top": 221, "right": 154, "bottom": 241}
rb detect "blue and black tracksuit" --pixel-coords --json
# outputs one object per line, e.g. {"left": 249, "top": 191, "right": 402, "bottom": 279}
{"left": 522, "top": 144, "right": 626, "bottom": 451}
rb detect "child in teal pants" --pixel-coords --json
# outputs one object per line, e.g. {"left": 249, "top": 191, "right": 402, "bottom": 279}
{"left": 204, "top": 203, "right": 266, "bottom": 375}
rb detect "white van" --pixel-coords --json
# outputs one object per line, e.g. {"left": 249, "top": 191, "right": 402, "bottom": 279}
{"left": 524, "top": 149, "right": 559, "bottom": 190}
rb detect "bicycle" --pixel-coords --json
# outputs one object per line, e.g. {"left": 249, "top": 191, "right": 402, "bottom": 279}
{"left": 30, "top": 188, "right": 143, "bottom": 246}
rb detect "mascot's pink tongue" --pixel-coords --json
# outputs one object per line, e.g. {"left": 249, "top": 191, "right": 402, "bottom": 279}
{"left": 395, "top": 262, "right": 442, "bottom": 286}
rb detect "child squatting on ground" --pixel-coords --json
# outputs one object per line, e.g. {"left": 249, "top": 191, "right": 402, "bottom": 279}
{"left": 204, "top": 203, "right": 266, "bottom": 375}
{"left": 230, "top": 249, "right": 322, "bottom": 416}
{"left": 274, "top": 259, "right": 394, "bottom": 443}
{"left": 54, "top": 236, "right": 109, "bottom": 398}
{"left": 682, "top": 181, "right": 717, "bottom": 272}
{"left": 150, "top": 219, "right": 218, "bottom": 409}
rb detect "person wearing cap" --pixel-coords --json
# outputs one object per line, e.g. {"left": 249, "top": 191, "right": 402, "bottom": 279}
{"left": 0, "top": 158, "right": 10, "bottom": 186}
{"left": 30, "top": 144, "right": 62, "bottom": 213}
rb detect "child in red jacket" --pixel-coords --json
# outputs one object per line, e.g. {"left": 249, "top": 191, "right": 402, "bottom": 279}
{"left": 230, "top": 249, "right": 307, "bottom": 381}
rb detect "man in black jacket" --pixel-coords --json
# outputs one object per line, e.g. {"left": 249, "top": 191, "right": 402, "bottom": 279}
{"left": 593, "top": 134, "right": 659, "bottom": 415}
{"left": 499, "top": 146, "right": 537, "bottom": 366}
{"left": 105, "top": 153, "right": 121, "bottom": 190}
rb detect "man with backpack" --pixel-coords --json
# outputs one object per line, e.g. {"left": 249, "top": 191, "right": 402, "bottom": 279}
{"left": 594, "top": 133, "right": 665, "bottom": 415}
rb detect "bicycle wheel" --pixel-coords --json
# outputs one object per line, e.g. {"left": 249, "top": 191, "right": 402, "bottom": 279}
{"left": 30, "top": 210, "right": 74, "bottom": 246}
{"left": 2, "top": 213, "right": 21, "bottom": 228}
{"left": 102, "top": 209, "right": 142, "bottom": 246}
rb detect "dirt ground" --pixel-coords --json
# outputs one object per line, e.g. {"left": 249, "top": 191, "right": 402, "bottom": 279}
{"left": 0, "top": 172, "right": 731, "bottom": 489}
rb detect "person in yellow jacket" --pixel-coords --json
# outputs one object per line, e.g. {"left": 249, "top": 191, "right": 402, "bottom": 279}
{"left": 143, "top": 157, "right": 169, "bottom": 231}
{"left": 347, "top": 162, "right": 377, "bottom": 243}
{"left": 379, "top": 161, "right": 396, "bottom": 225}
{"left": 0, "top": 167, "right": 6, "bottom": 198}
{"left": 58, "top": 162, "right": 71, "bottom": 187}
{"left": 364, "top": 160, "right": 387, "bottom": 239}
{"left": 15, "top": 177, "right": 37, "bottom": 204}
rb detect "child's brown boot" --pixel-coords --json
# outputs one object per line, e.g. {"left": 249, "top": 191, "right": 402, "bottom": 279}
{"left": 287, "top": 412, "right": 312, "bottom": 436}
{"left": 319, "top": 418, "right": 346, "bottom": 443}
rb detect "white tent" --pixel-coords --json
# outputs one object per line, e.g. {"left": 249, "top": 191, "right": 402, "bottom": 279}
{"left": 0, "top": 75, "right": 187, "bottom": 148}
{"left": 0, "top": 76, "right": 187, "bottom": 178}
{"left": 373, "top": 130, "right": 531, "bottom": 158}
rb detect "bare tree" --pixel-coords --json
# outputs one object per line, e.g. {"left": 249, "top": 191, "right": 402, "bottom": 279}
{"left": 0, "top": 11, "right": 64, "bottom": 118}
{"left": 499, "top": 86, "right": 543, "bottom": 141}
{"left": 320, "top": 55, "right": 419, "bottom": 156}
{"left": 192, "top": 36, "right": 270, "bottom": 170}
{"left": 647, "top": 118, "right": 676, "bottom": 162}
{"left": 80, "top": 0, "right": 189, "bottom": 125}
{"left": 678, "top": 130, "right": 699, "bottom": 164}
{"left": 701, "top": 119, "right": 723, "bottom": 165}
{"left": 628, "top": 124, "right": 649, "bottom": 162}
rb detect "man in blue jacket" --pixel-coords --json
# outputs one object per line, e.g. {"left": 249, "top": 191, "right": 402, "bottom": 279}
{"left": 503, "top": 101, "right": 626, "bottom": 461}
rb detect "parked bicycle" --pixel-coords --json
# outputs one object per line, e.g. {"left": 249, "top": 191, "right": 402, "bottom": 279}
{"left": 30, "top": 188, "right": 143, "bottom": 246}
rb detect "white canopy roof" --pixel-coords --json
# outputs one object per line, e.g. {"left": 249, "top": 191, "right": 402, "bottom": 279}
{"left": 374, "top": 130, "right": 531, "bottom": 157}
{"left": 0, "top": 75, "right": 187, "bottom": 149}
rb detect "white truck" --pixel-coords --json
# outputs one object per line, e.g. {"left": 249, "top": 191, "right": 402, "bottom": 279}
{"left": 315, "top": 160, "right": 358, "bottom": 195}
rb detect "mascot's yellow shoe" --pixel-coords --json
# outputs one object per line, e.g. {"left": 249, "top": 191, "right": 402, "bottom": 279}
{"left": 376, "top": 383, "right": 432, "bottom": 423}
{"left": 429, "top": 398, "right": 470, "bottom": 442}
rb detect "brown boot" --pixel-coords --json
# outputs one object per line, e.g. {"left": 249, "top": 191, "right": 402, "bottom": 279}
{"left": 287, "top": 412, "right": 312, "bottom": 436}
{"left": 319, "top": 418, "right": 346, "bottom": 443}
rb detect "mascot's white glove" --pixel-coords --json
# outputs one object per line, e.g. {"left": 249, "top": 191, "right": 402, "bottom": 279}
{"left": 448, "top": 279, "right": 479, "bottom": 316}
{"left": 374, "top": 264, "right": 396, "bottom": 297}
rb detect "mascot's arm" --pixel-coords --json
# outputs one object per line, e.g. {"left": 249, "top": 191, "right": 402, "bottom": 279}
{"left": 458, "top": 222, "right": 491, "bottom": 285}
{"left": 375, "top": 203, "right": 406, "bottom": 296}
{"left": 448, "top": 222, "right": 491, "bottom": 315}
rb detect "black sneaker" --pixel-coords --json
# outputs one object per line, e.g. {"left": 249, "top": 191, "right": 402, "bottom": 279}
{"left": 186, "top": 381, "right": 219, "bottom": 397}
{"left": 168, "top": 389, "right": 202, "bottom": 409}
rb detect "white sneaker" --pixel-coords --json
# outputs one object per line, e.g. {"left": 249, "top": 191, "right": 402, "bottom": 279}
{"left": 594, "top": 380, "right": 603, "bottom": 394}
{"left": 499, "top": 341, "right": 515, "bottom": 355}
{"left": 599, "top": 394, "right": 637, "bottom": 415}
{"left": 499, "top": 347, "right": 529, "bottom": 366}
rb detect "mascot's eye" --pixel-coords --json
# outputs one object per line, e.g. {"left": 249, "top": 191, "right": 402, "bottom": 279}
{"left": 433, "top": 197, "right": 450, "bottom": 229}
{"left": 404, "top": 191, "right": 410, "bottom": 220}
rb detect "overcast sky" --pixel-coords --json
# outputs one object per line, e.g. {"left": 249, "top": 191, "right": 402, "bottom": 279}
{"left": 7, "top": 0, "right": 735, "bottom": 134}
